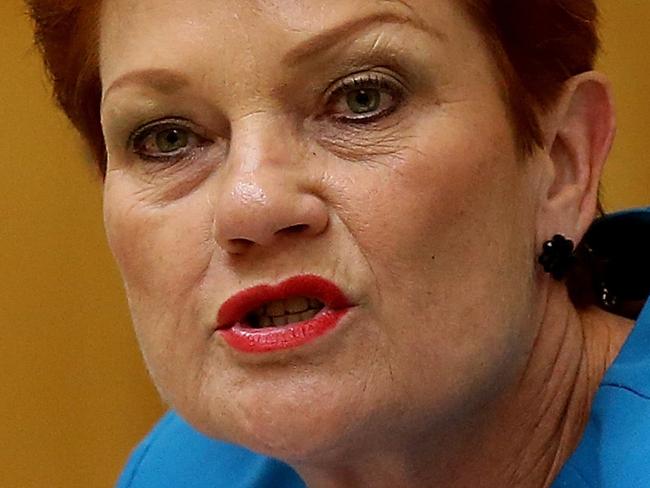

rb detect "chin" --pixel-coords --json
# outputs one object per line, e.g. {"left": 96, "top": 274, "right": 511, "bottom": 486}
{"left": 185, "top": 375, "right": 380, "bottom": 464}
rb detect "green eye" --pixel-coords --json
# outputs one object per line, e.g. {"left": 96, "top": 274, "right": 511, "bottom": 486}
{"left": 346, "top": 89, "right": 382, "bottom": 115}
{"left": 155, "top": 128, "right": 189, "bottom": 153}
{"left": 130, "top": 119, "right": 210, "bottom": 162}
{"left": 328, "top": 72, "right": 404, "bottom": 123}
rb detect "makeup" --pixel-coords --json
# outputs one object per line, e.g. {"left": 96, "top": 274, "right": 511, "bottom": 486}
{"left": 216, "top": 274, "right": 353, "bottom": 353}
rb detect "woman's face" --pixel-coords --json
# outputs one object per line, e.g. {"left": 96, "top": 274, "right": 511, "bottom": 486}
{"left": 100, "top": 0, "right": 545, "bottom": 462}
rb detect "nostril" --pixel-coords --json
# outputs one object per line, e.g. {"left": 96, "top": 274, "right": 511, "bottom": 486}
{"left": 277, "top": 224, "right": 310, "bottom": 235}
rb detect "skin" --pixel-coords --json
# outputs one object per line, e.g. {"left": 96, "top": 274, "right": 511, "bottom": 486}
{"left": 99, "top": 0, "right": 633, "bottom": 486}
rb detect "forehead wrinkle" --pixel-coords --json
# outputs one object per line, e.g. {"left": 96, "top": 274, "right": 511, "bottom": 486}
{"left": 281, "top": 4, "right": 444, "bottom": 66}
{"left": 377, "top": 0, "right": 417, "bottom": 16}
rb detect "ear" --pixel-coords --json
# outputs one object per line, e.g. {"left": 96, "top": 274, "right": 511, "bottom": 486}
{"left": 536, "top": 72, "right": 616, "bottom": 245}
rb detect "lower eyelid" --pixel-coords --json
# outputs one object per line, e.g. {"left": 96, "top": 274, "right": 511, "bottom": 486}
{"left": 134, "top": 144, "right": 209, "bottom": 166}
{"left": 332, "top": 105, "right": 401, "bottom": 126}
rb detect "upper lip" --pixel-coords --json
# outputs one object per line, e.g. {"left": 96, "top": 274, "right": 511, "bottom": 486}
{"left": 216, "top": 274, "right": 352, "bottom": 330}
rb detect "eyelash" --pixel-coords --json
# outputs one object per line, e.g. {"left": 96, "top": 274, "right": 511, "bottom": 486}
{"left": 326, "top": 71, "right": 405, "bottom": 124}
{"left": 128, "top": 118, "right": 209, "bottom": 164}
{"left": 127, "top": 71, "right": 405, "bottom": 163}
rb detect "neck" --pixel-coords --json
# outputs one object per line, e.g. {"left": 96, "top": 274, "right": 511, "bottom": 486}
{"left": 295, "top": 285, "right": 634, "bottom": 488}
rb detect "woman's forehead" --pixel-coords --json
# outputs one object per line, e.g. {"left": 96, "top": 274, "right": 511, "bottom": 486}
{"left": 99, "top": 0, "right": 463, "bottom": 89}
{"left": 100, "top": 0, "right": 450, "bottom": 30}
{"left": 99, "top": 0, "right": 457, "bottom": 55}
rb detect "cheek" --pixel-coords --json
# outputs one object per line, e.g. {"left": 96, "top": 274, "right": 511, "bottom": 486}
{"left": 338, "top": 107, "right": 537, "bottom": 403}
{"left": 349, "top": 108, "right": 524, "bottom": 286}
{"left": 102, "top": 175, "right": 217, "bottom": 380}
{"left": 103, "top": 176, "right": 214, "bottom": 296}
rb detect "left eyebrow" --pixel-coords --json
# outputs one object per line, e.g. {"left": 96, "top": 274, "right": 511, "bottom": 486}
{"left": 282, "top": 9, "right": 444, "bottom": 66}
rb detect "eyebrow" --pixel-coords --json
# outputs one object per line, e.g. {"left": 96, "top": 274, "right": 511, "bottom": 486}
{"left": 282, "top": 10, "right": 442, "bottom": 66}
{"left": 102, "top": 7, "right": 441, "bottom": 102}
{"left": 103, "top": 69, "right": 190, "bottom": 104}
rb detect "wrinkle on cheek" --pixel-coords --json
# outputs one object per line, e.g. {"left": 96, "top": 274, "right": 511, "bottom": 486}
{"left": 207, "top": 192, "right": 218, "bottom": 245}
{"left": 191, "top": 193, "right": 220, "bottom": 291}
{"left": 317, "top": 177, "right": 386, "bottom": 305}
{"left": 105, "top": 195, "right": 157, "bottom": 267}
{"left": 341, "top": 331, "right": 397, "bottom": 435}
{"left": 137, "top": 305, "right": 209, "bottom": 409}
{"left": 319, "top": 126, "right": 412, "bottom": 168}
{"left": 133, "top": 161, "right": 217, "bottom": 206}
{"left": 105, "top": 191, "right": 195, "bottom": 296}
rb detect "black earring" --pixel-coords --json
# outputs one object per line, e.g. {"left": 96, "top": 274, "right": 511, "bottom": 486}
{"left": 538, "top": 234, "right": 576, "bottom": 280}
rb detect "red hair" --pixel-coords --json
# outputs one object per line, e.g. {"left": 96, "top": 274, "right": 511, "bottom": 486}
{"left": 27, "top": 0, "right": 599, "bottom": 175}
{"left": 466, "top": 0, "right": 599, "bottom": 154}
{"left": 27, "top": 1, "right": 103, "bottom": 171}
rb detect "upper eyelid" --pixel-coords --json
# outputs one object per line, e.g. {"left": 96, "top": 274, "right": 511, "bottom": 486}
{"left": 328, "top": 79, "right": 404, "bottom": 105}
{"left": 325, "top": 69, "right": 406, "bottom": 98}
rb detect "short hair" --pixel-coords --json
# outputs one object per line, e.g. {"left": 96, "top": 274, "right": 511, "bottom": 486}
{"left": 465, "top": 0, "right": 599, "bottom": 154}
{"left": 27, "top": 0, "right": 599, "bottom": 174}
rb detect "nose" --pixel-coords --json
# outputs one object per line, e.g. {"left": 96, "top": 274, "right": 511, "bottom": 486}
{"left": 212, "top": 122, "right": 329, "bottom": 254}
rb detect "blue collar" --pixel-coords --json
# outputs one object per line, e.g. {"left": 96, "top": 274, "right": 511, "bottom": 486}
{"left": 601, "top": 290, "right": 650, "bottom": 392}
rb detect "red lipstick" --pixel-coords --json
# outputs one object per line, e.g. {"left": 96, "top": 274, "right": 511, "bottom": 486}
{"left": 216, "top": 275, "right": 352, "bottom": 354}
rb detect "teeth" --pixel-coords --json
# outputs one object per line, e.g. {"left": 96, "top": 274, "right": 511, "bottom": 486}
{"left": 249, "top": 296, "right": 325, "bottom": 328}
{"left": 267, "top": 300, "right": 286, "bottom": 317}
{"left": 300, "top": 309, "right": 319, "bottom": 321}
{"left": 253, "top": 307, "right": 322, "bottom": 328}
{"left": 287, "top": 313, "right": 303, "bottom": 324}
{"left": 255, "top": 297, "right": 323, "bottom": 318}
{"left": 273, "top": 316, "right": 288, "bottom": 326}
{"left": 286, "top": 297, "right": 309, "bottom": 314}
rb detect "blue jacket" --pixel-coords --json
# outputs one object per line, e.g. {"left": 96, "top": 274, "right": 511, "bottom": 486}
{"left": 118, "top": 208, "right": 650, "bottom": 488}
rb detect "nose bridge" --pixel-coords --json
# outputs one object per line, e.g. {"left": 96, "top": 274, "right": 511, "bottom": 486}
{"left": 211, "top": 112, "right": 328, "bottom": 253}
{"left": 229, "top": 110, "right": 292, "bottom": 173}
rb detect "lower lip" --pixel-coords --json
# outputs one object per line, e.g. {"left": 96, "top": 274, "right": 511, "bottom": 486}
{"left": 218, "top": 307, "right": 351, "bottom": 354}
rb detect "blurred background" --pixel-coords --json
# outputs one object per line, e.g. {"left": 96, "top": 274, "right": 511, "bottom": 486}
{"left": 1, "top": 0, "right": 649, "bottom": 486}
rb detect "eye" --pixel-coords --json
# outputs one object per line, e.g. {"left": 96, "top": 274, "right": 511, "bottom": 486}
{"left": 326, "top": 72, "right": 404, "bottom": 123}
{"left": 129, "top": 118, "right": 210, "bottom": 162}
{"left": 153, "top": 128, "right": 189, "bottom": 153}
{"left": 346, "top": 89, "right": 382, "bottom": 115}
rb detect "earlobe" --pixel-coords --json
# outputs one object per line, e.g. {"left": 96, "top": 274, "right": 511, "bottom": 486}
{"left": 540, "top": 72, "right": 616, "bottom": 242}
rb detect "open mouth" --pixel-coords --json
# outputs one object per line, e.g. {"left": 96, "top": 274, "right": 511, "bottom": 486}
{"left": 245, "top": 297, "right": 326, "bottom": 328}
{"left": 216, "top": 275, "right": 353, "bottom": 353}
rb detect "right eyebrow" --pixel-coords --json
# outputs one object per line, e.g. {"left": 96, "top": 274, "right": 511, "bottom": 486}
{"left": 282, "top": 10, "right": 444, "bottom": 67}
{"left": 102, "top": 68, "right": 190, "bottom": 105}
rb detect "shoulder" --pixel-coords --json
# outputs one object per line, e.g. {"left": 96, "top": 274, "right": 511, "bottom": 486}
{"left": 555, "top": 292, "right": 650, "bottom": 487}
{"left": 555, "top": 383, "right": 650, "bottom": 487}
{"left": 116, "top": 411, "right": 305, "bottom": 488}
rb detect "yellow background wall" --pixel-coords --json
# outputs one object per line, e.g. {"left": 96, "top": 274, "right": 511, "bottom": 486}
{"left": 1, "top": 1, "right": 648, "bottom": 486}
